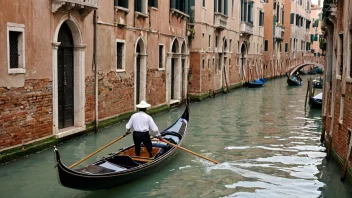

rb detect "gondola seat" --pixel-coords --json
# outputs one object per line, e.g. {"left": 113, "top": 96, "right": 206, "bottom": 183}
{"left": 106, "top": 156, "right": 140, "bottom": 168}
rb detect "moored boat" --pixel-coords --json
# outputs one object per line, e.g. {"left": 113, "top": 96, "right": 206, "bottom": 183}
{"left": 286, "top": 73, "right": 302, "bottom": 86}
{"left": 309, "top": 93, "right": 322, "bottom": 109}
{"left": 245, "top": 78, "right": 266, "bottom": 88}
{"left": 54, "top": 103, "right": 190, "bottom": 191}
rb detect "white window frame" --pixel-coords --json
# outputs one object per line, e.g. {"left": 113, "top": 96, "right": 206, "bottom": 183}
{"left": 116, "top": 39, "right": 126, "bottom": 72}
{"left": 7, "top": 22, "right": 25, "bottom": 74}
{"left": 158, "top": 43, "right": 165, "bottom": 70}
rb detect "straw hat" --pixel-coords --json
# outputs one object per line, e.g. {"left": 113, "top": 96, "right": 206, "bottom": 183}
{"left": 136, "top": 100, "right": 151, "bottom": 108}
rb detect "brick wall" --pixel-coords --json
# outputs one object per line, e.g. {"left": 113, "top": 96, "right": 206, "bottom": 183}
{"left": 0, "top": 79, "right": 52, "bottom": 149}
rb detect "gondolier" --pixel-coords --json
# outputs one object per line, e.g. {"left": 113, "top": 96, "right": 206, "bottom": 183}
{"left": 125, "top": 100, "right": 162, "bottom": 158}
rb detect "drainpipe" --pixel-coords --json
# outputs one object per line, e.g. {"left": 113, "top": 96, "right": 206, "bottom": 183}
{"left": 93, "top": 10, "right": 99, "bottom": 133}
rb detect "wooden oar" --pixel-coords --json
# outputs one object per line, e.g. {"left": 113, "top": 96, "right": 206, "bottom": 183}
{"left": 69, "top": 133, "right": 130, "bottom": 168}
{"left": 161, "top": 139, "right": 219, "bottom": 164}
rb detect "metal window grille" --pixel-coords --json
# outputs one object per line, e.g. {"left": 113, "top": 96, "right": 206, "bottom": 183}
{"left": 9, "top": 31, "right": 21, "bottom": 69}
{"left": 116, "top": 42, "right": 124, "bottom": 69}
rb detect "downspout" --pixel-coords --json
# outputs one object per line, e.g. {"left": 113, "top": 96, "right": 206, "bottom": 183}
{"left": 93, "top": 10, "right": 99, "bottom": 133}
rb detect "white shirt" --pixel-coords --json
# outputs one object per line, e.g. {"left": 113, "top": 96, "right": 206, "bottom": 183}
{"left": 126, "top": 112, "right": 160, "bottom": 135}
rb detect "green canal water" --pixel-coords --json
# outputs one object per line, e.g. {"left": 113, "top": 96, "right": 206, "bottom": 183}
{"left": 1, "top": 76, "right": 352, "bottom": 198}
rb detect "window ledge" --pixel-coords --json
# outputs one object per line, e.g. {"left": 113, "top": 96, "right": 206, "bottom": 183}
{"left": 116, "top": 69, "right": 125, "bottom": 73}
{"left": 158, "top": 68, "right": 165, "bottom": 71}
{"left": 135, "top": 11, "right": 149, "bottom": 18}
{"left": 8, "top": 68, "right": 26, "bottom": 74}
{"left": 114, "top": 6, "right": 130, "bottom": 14}
{"left": 346, "top": 77, "right": 352, "bottom": 83}
{"left": 149, "top": 7, "right": 158, "bottom": 11}
{"left": 170, "top": 8, "right": 189, "bottom": 19}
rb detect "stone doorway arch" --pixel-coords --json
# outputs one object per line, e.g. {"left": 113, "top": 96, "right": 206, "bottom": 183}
{"left": 167, "top": 38, "right": 181, "bottom": 105}
{"left": 240, "top": 42, "right": 248, "bottom": 82}
{"left": 134, "top": 37, "right": 147, "bottom": 108}
{"left": 52, "top": 15, "right": 86, "bottom": 138}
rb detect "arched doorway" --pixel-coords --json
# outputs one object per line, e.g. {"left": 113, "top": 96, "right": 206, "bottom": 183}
{"left": 135, "top": 37, "right": 147, "bottom": 107}
{"left": 240, "top": 43, "right": 247, "bottom": 81}
{"left": 171, "top": 39, "right": 179, "bottom": 100}
{"left": 52, "top": 15, "right": 86, "bottom": 137}
{"left": 181, "top": 41, "right": 188, "bottom": 100}
{"left": 57, "top": 22, "right": 74, "bottom": 129}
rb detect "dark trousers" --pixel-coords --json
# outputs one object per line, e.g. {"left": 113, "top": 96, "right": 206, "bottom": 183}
{"left": 133, "top": 131, "right": 152, "bottom": 157}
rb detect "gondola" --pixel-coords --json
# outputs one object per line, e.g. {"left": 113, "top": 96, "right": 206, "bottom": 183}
{"left": 313, "top": 77, "right": 323, "bottom": 89}
{"left": 309, "top": 93, "right": 322, "bottom": 109}
{"left": 286, "top": 73, "right": 302, "bottom": 86}
{"left": 54, "top": 103, "right": 190, "bottom": 191}
{"left": 245, "top": 78, "right": 266, "bottom": 88}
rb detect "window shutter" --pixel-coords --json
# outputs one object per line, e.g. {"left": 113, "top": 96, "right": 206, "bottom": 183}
{"left": 285, "top": 43, "right": 288, "bottom": 52}
{"left": 244, "top": 1, "right": 247, "bottom": 22}
{"left": 264, "top": 40, "right": 268, "bottom": 51}
{"left": 273, "top": 15, "right": 276, "bottom": 33}
{"left": 214, "top": 0, "right": 217, "bottom": 12}
{"left": 249, "top": 1, "right": 253, "bottom": 24}
{"left": 290, "top": 13, "right": 294, "bottom": 24}
{"left": 171, "top": 0, "right": 176, "bottom": 9}
{"left": 224, "top": 0, "right": 228, "bottom": 15}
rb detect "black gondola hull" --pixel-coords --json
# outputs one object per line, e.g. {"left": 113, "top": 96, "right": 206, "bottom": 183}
{"left": 55, "top": 148, "right": 180, "bottom": 191}
{"left": 54, "top": 104, "right": 190, "bottom": 191}
{"left": 287, "top": 78, "right": 302, "bottom": 86}
{"left": 309, "top": 97, "right": 322, "bottom": 109}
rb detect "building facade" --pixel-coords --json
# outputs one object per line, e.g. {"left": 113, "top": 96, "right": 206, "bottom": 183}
{"left": 309, "top": 1, "right": 323, "bottom": 56}
{"left": 0, "top": 0, "right": 189, "bottom": 151}
{"left": 321, "top": 0, "right": 352, "bottom": 183}
{"left": 188, "top": 0, "right": 264, "bottom": 97}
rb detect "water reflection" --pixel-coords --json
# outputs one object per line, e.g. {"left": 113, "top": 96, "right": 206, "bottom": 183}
{"left": 0, "top": 76, "right": 351, "bottom": 198}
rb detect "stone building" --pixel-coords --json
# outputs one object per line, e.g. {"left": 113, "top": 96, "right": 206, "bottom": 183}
{"left": 0, "top": 0, "right": 189, "bottom": 151}
{"left": 309, "top": 1, "right": 323, "bottom": 56}
{"left": 187, "top": 0, "right": 264, "bottom": 98}
{"left": 321, "top": 0, "right": 352, "bottom": 183}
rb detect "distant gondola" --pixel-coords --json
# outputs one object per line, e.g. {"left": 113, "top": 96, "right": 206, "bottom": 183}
{"left": 286, "top": 73, "right": 302, "bottom": 86}
{"left": 309, "top": 93, "right": 322, "bottom": 109}
{"left": 313, "top": 77, "right": 323, "bottom": 89}
{"left": 54, "top": 103, "right": 190, "bottom": 191}
{"left": 245, "top": 78, "right": 266, "bottom": 88}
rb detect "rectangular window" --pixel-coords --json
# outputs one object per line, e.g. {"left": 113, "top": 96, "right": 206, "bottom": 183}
{"left": 209, "top": 35, "right": 211, "bottom": 48}
{"left": 148, "top": 0, "right": 158, "bottom": 8}
{"left": 290, "top": 13, "right": 294, "bottom": 24}
{"left": 259, "top": 11, "right": 264, "bottom": 26}
{"left": 7, "top": 23, "right": 25, "bottom": 74}
{"left": 208, "top": 58, "right": 210, "bottom": 68}
{"left": 339, "top": 34, "right": 343, "bottom": 76}
{"left": 202, "top": 0, "right": 205, "bottom": 7}
{"left": 135, "top": 0, "right": 148, "bottom": 14}
{"left": 114, "top": 0, "right": 128, "bottom": 8}
{"left": 350, "top": 31, "right": 352, "bottom": 77}
{"left": 116, "top": 40, "right": 125, "bottom": 71}
{"left": 285, "top": 43, "right": 288, "bottom": 52}
{"left": 229, "top": 59, "right": 232, "bottom": 67}
{"left": 264, "top": 40, "right": 268, "bottom": 51}
{"left": 171, "top": 0, "right": 188, "bottom": 14}
{"left": 159, "top": 45, "right": 164, "bottom": 69}
{"left": 202, "top": 58, "right": 205, "bottom": 69}
{"left": 212, "top": 57, "right": 215, "bottom": 67}
{"left": 215, "top": 36, "right": 218, "bottom": 48}
{"left": 229, "top": 39, "right": 232, "bottom": 52}
{"left": 248, "top": 2, "right": 253, "bottom": 24}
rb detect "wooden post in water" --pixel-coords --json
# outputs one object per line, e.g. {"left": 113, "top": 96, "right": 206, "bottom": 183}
{"left": 341, "top": 128, "right": 352, "bottom": 181}
{"left": 305, "top": 79, "right": 310, "bottom": 108}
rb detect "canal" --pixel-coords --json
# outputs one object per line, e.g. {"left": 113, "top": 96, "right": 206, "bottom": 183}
{"left": 0, "top": 76, "right": 351, "bottom": 198}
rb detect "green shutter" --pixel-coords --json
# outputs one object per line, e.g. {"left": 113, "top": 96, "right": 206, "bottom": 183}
{"left": 244, "top": 1, "right": 247, "bottom": 22}
{"left": 214, "top": 0, "right": 217, "bottom": 12}
{"left": 285, "top": 43, "right": 288, "bottom": 52}
{"left": 290, "top": 13, "right": 294, "bottom": 24}
{"left": 273, "top": 15, "right": 276, "bottom": 34}
{"left": 224, "top": 0, "right": 228, "bottom": 15}
{"left": 249, "top": 2, "right": 253, "bottom": 24}
{"left": 171, "top": 0, "right": 176, "bottom": 9}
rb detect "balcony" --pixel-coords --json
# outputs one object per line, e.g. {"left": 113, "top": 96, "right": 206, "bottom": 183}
{"left": 214, "top": 12, "right": 228, "bottom": 30}
{"left": 52, "top": 0, "right": 98, "bottom": 18}
{"left": 240, "top": 22, "right": 253, "bottom": 35}
{"left": 274, "top": 26, "right": 284, "bottom": 41}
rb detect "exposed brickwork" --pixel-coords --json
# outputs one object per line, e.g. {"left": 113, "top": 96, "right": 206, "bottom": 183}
{"left": 146, "top": 69, "right": 166, "bottom": 106}
{"left": 0, "top": 79, "right": 52, "bottom": 149}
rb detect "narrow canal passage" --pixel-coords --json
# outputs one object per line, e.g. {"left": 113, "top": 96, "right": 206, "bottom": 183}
{"left": 0, "top": 76, "right": 351, "bottom": 198}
